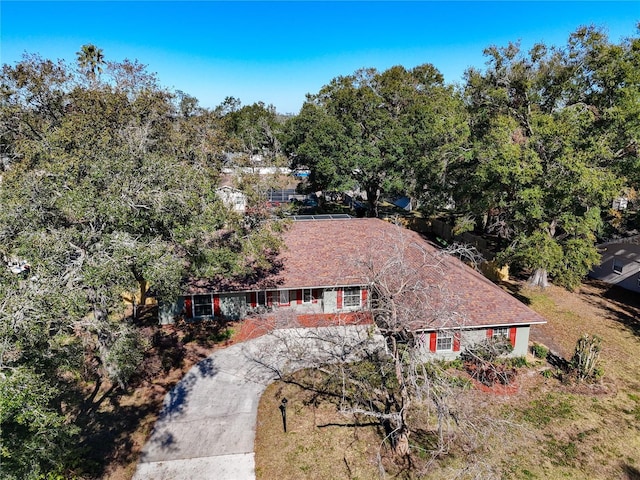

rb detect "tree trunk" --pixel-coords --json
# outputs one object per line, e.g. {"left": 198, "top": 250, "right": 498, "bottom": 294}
{"left": 138, "top": 278, "right": 147, "bottom": 308}
{"left": 527, "top": 268, "right": 549, "bottom": 288}
{"left": 390, "top": 334, "right": 411, "bottom": 457}
{"left": 132, "top": 267, "right": 147, "bottom": 319}
{"left": 366, "top": 187, "right": 379, "bottom": 218}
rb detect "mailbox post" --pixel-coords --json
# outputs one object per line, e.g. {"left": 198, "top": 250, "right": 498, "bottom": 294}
{"left": 279, "top": 397, "right": 288, "bottom": 433}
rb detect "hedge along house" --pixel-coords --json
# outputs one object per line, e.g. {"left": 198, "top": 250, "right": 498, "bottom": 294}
{"left": 175, "top": 217, "right": 546, "bottom": 358}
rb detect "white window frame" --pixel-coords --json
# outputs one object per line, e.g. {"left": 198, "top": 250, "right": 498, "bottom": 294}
{"left": 493, "top": 327, "right": 509, "bottom": 338}
{"left": 279, "top": 290, "right": 290, "bottom": 306}
{"left": 303, "top": 288, "right": 313, "bottom": 303}
{"left": 343, "top": 287, "right": 361, "bottom": 308}
{"left": 436, "top": 331, "right": 453, "bottom": 351}
{"left": 193, "top": 294, "right": 213, "bottom": 317}
{"left": 613, "top": 257, "right": 623, "bottom": 274}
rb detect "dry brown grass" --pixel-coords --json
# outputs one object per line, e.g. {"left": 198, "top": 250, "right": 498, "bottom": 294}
{"left": 255, "top": 380, "right": 383, "bottom": 480}
{"left": 255, "top": 279, "right": 640, "bottom": 479}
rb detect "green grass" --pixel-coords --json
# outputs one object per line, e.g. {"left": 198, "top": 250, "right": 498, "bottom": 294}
{"left": 517, "top": 393, "right": 577, "bottom": 426}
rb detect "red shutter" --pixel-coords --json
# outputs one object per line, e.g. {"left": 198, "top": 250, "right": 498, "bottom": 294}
{"left": 509, "top": 327, "right": 517, "bottom": 347}
{"left": 267, "top": 291, "right": 273, "bottom": 306}
{"left": 361, "top": 288, "right": 368, "bottom": 305}
{"left": 337, "top": 288, "right": 343, "bottom": 309}
{"left": 213, "top": 295, "right": 221, "bottom": 316}
{"left": 184, "top": 296, "right": 193, "bottom": 319}
{"left": 312, "top": 289, "right": 320, "bottom": 304}
{"left": 453, "top": 331, "right": 461, "bottom": 352}
{"left": 429, "top": 332, "right": 437, "bottom": 352}
{"left": 486, "top": 328, "right": 493, "bottom": 338}
{"left": 297, "top": 289, "right": 303, "bottom": 304}
{"left": 250, "top": 292, "right": 257, "bottom": 308}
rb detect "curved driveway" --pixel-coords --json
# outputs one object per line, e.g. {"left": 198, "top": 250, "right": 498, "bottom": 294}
{"left": 133, "top": 325, "right": 381, "bottom": 480}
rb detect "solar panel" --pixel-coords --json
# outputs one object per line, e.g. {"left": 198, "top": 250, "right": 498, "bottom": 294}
{"left": 292, "top": 214, "right": 353, "bottom": 221}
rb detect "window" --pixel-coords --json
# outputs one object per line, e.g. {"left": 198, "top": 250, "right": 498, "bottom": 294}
{"left": 436, "top": 332, "right": 453, "bottom": 351}
{"left": 257, "top": 291, "right": 266, "bottom": 306}
{"left": 613, "top": 258, "right": 623, "bottom": 274}
{"left": 193, "top": 295, "right": 213, "bottom": 317}
{"left": 493, "top": 327, "right": 509, "bottom": 338}
{"left": 303, "top": 288, "right": 313, "bottom": 303}
{"left": 279, "top": 290, "right": 290, "bottom": 305}
{"left": 343, "top": 287, "right": 361, "bottom": 308}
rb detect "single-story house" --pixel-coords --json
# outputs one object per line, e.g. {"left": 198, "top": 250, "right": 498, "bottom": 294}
{"left": 590, "top": 235, "right": 640, "bottom": 293}
{"left": 172, "top": 217, "right": 546, "bottom": 358}
{"left": 216, "top": 185, "right": 247, "bottom": 213}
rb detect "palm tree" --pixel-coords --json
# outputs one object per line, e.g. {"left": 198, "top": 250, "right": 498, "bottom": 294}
{"left": 76, "top": 44, "right": 105, "bottom": 80}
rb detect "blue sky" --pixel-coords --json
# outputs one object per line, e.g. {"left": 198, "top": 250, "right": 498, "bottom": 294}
{"left": 2, "top": 1, "right": 638, "bottom": 114}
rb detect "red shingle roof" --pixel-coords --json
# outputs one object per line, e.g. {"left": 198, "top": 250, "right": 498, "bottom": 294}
{"left": 187, "top": 218, "right": 546, "bottom": 329}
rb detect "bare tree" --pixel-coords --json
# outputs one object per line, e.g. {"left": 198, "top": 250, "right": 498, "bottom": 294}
{"left": 249, "top": 224, "right": 490, "bottom": 476}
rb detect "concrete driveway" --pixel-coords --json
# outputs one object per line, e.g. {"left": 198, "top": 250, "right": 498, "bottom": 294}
{"left": 132, "top": 325, "right": 381, "bottom": 480}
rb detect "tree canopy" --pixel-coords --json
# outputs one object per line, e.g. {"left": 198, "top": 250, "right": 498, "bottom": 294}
{"left": 283, "top": 65, "right": 469, "bottom": 216}
{"left": 0, "top": 48, "right": 282, "bottom": 478}
{"left": 286, "top": 25, "right": 638, "bottom": 288}
{"left": 456, "top": 26, "right": 634, "bottom": 288}
{"left": 1, "top": 23, "right": 638, "bottom": 477}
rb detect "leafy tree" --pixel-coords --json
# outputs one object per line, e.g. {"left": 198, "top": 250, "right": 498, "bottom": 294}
{"left": 0, "top": 368, "right": 80, "bottom": 479}
{"left": 563, "top": 25, "right": 640, "bottom": 232}
{"left": 0, "top": 48, "right": 282, "bottom": 477}
{"left": 284, "top": 65, "right": 468, "bottom": 216}
{"left": 223, "top": 101, "right": 284, "bottom": 163}
{"left": 458, "top": 32, "right": 628, "bottom": 288}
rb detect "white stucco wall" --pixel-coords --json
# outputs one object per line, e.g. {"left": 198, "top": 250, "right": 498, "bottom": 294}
{"left": 323, "top": 289, "right": 338, "bottom": 313}
{"left": 512, "top": 325, "right": 530, "bottom": 356}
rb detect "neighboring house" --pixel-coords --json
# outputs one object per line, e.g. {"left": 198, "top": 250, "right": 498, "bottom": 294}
{"left": 172, "top": 217, "right": 546, "bottom": 358}
{"left": 612, "top": 196, "right": 629, "bottom": 211}
{"left": 590, "top": 236, "right": 640, "bottom": 292}
{"left": 216, "top": 185, "right": 247, "bottom": 213}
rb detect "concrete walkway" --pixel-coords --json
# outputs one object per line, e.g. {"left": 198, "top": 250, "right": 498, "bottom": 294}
{"left": 132, "top": 325, "right": 381, "bottom": 480}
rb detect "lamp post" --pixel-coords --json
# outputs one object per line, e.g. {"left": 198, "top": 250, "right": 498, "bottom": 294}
{"left": 279, "top": 397, "right": 288, "bottom": 433}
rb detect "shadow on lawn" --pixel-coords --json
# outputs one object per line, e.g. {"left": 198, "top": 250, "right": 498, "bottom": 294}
{"left": 582, "top": 279, "right": 640, "bottom": 339}
{"left": 623, "top": 462, "right": 640, "bottom": 480}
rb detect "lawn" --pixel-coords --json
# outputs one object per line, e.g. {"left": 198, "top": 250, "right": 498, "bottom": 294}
{"left": 254, "top": 279, "right": 640, "bottom": 479}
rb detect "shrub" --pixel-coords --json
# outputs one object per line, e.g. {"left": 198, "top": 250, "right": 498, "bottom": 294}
{"left": 570, "top": 334, "right": 603, "bottom": 381}
{"left": 461, "top": 337, "right": 513, "bottom": 363}
{"left": 531, "top": 343, "right": 549, "bottom": 360}
{"left": 505, "top": 356, "right": 529, "bottom": 368}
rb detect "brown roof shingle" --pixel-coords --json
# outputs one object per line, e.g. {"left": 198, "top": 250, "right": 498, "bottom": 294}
{"left": 187, "top": 218, "right": 546, "bottom": 329}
